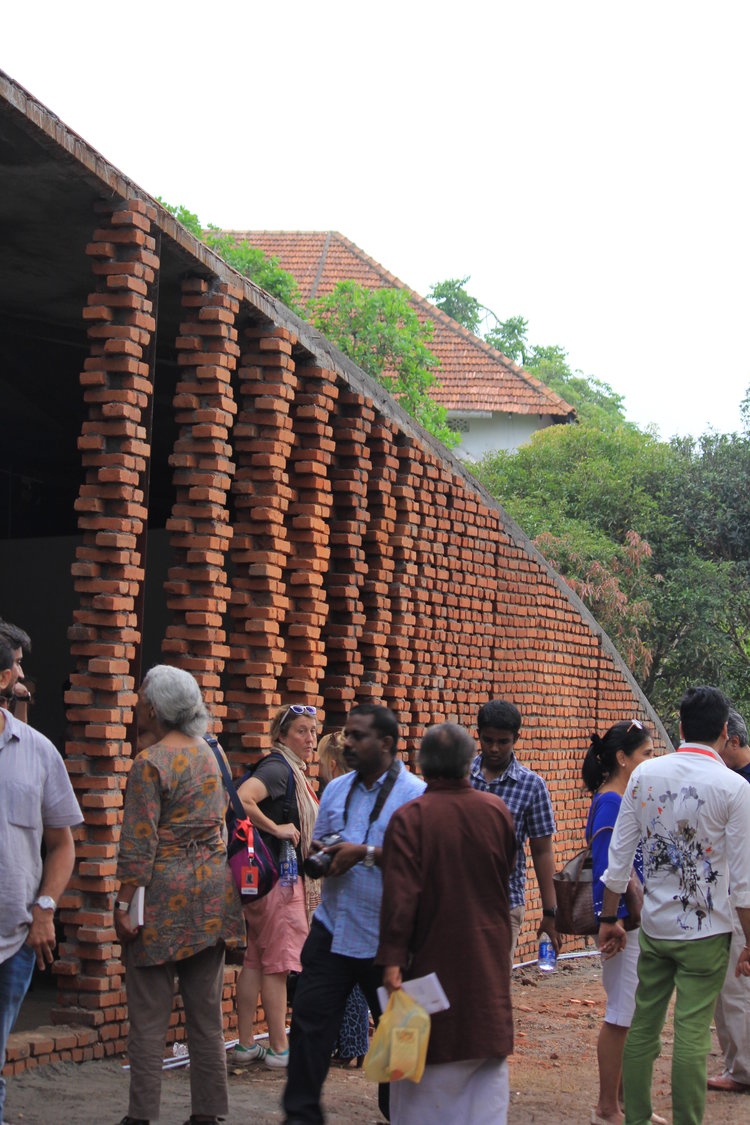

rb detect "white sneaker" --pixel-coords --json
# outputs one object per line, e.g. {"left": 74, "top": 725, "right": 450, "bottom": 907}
{"left": 264, "top": 1047, "right": 289, "bottom": 1069}
{"left": 229, "top": 1042, "right": 267, "bottom": 1066}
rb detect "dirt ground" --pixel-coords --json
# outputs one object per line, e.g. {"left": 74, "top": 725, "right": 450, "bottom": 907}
{"left": 5, "top": 954, "right": 746, "bottom": 1124}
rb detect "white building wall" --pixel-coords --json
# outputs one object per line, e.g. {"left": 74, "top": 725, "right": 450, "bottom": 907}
{"left": 449, "top": 412, "right": 560, "bottom": 462}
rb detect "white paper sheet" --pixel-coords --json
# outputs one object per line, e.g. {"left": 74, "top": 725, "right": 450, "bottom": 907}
{"left": 130, "top": 885, "right": 145, "bottom": 927}
{"left": 377, "top": 972, "right": 450, "bottom": 1015}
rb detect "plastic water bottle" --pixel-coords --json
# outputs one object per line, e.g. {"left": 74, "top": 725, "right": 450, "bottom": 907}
{"left": 279, "top": 840, "right": 298, "bottom": 886}
{"left": 538, "top": 938, "right": 557, "bottom": 973}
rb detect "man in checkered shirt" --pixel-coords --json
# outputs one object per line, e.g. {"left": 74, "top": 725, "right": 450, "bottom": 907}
{"left": 470, "top": 699, "right": 560, "bottom": 962}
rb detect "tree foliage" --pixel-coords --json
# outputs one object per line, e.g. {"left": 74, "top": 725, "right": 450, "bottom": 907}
{"left": 536, "top": 528, "right": 657, "bottom": 680}
{"left": 526, "top": 345, "right": 628, "bottom": 429}
{"left": 159, "top": 202, "right": 456, "bottom": 447}
{"left": 484, "top": 314, "right": 530, "bottom": 365}
{"left": 309, "top": 281, "right": 458, "bottom": 448}
{"left": 475, "top": 421, "right": 750, "bottom": 732}
{"left": 427, "top": 277, "right": 483, "bottom": 335}
{"left": 157, "top": 200, "right": 301, "bottom": 310}
{"left": 430, "top": 277, "right": 628, "bottom": 425}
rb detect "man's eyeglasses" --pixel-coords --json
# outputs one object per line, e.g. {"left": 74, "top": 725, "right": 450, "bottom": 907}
{"left": 282, "top": 704, "right": 317, "bottom": 725}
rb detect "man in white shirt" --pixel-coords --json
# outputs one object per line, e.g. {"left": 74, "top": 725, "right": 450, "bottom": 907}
{"left": 599, "top": 685, "right": 750, "bottom": 1125}
{"left": 0, "top": 635, "right": 82, "bottom": 1125}
{"left": 707, "top": 707, "right": 750, "bottom": 1094}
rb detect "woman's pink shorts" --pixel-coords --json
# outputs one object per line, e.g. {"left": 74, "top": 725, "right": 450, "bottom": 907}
{"left": 242, "top": 877, "right": 308, "bottom": 975}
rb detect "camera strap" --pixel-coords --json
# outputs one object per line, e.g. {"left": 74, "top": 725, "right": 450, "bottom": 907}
{"left": 343, "top": 757, "right": 401, "bottom": 844}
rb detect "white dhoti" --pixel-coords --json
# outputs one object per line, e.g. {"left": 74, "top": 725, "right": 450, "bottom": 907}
{"left": 390, "top": 1056, "right": 509, "bottom": 1124}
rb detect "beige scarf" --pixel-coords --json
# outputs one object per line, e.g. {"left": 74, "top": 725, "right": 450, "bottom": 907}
{"left": 272, "top": 740, "right": 321, "bottom": 920}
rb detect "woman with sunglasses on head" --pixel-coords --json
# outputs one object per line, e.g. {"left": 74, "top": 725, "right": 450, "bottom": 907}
{"left": 229, "top": 705, "right": 320, "bottom": 1070}
{"left": 582, "top": 720, "right": 665, "bottom": 1125}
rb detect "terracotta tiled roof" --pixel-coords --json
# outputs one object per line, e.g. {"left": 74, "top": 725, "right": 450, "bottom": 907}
{"left": 222, "top": 230, "right": 575, "bottom": 419}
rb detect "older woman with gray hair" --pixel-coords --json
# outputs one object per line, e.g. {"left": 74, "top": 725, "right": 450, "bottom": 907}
{"left": 114, "top": 665, "right": 245, "bottom": 1125}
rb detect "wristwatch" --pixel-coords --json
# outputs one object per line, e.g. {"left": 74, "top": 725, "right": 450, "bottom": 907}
{"left": 363, "top": 845, "right": 376, "bottom": 868}
{"left": 599, "top": 914, "right": 619, "bottom": 925}
{"left": 34, "top": 895, "right": 56, "bottom": 911}
{"left": 542, "top": 907, "right": 556, "bottom": 919}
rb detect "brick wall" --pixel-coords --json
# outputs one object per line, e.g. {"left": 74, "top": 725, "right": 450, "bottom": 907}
{"left": 53, "top": 198, "right": 160, "bottom": 1059}
{"left": 5, "top": 197, "right": 668, "bottom": 1076}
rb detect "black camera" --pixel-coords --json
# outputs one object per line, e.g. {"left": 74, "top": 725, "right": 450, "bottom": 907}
{"left": 303, "top": 833, "right": 343, "bottom": 878}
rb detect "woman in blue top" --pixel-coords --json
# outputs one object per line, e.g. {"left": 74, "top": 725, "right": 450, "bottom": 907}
{"left": 582, "top": 719, "right": 658, "bottom": 1125}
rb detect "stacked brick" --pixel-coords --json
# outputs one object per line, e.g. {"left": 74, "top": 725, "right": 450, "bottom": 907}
{"left": 224, "top": 325, "right": 299, "bottom": 757}
{"left": 321, "top": 387, "right": 373, "bottom": 726}
{"left": 163, "top": 279, "right": 240, "bottom": 721}
{"left": 60, "top": 198, "right": 160, "bottom": 1051}
{"left": 409, "top": 453, "right": 452, "bottom": 731}
{"left": 359, "top": 418, "right": 399, "bottom": 701}
{"left": 3, "top": 97, "right": 676, "bottom": 1078}
{"left": 384, "top": 439, "right": 420, "bottom": 735}
{"left": 278, "top": 364, "right": 338, "bottom": 715}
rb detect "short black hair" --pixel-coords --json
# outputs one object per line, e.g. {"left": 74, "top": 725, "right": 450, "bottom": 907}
{"left": 680, "top": 685, "right": 729, "bottom": 744}
{"left": 419, "top": 722, "right": 476, "bottom": 779}
{"left": 477, "top": 699, "right": 522, "bottom": 736}
{"left": 0, "top": 637, "right": 15, "bottom": 675}
{"left": 0, "top": 621, "right": 31, "bottom": 654}
{"left": 348, "top": 703, "right": 399, "bottom": 753}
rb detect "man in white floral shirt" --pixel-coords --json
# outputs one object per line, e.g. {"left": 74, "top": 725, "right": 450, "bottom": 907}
{"left": 598, "top": 685, "right": 750, "bottom": 1125}
{"left": 708, "top": 707, "right": 750, "bottom": 1094}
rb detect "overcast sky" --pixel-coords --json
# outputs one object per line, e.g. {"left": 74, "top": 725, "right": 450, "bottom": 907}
{"left": 5, "top": 2, "right": 749, "bottom": 439}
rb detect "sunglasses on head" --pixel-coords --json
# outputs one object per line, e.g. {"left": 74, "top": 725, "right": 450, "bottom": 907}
{"left": 282, "top": 704, "right": 317, "bottom": 725}
{"left": 627, "top": 719, "right": 644, "bottom": 733}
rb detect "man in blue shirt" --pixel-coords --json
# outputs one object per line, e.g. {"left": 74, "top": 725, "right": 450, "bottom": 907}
{"left": 469, "top": 699, "right": 560, "bottom": 961}
{"left": 283, "top": 703, "right": 425, "bottom": 1124}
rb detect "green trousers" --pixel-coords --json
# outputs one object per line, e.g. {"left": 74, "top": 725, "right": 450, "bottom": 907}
{"left": 623, "top": 929, "right": 730, "bottom": 1125}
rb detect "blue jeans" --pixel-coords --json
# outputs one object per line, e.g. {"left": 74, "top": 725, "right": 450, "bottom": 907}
{"left": 0, "top": 943, "right": 36, "bottom": 1123}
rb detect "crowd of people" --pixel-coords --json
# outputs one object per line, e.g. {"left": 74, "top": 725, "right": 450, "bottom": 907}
{"left": 0, "top": 617, "right": 748, "bottom": 1125}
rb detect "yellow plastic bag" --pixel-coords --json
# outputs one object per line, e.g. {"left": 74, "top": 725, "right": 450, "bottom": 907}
{"left": 363, "top": 988, "right": 431, "bottom": 1084}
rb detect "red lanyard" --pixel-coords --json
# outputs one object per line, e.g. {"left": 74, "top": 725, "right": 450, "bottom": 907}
{"left": 676, "top": 746, "right": 720, "bottom": 762}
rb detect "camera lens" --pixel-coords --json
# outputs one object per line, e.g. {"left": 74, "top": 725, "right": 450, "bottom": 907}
{"left": 303, "top": 851, "right": 332, "bottom": 878}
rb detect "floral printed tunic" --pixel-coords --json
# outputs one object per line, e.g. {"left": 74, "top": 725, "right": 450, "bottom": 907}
{"left": 602, "top": 743, "right": 750, "bottom": 939}
{"left": 116, "top": 738, "right": 245, "bottom": 967}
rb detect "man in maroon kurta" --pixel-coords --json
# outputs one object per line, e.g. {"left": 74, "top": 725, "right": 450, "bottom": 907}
{"left": 377, "top": 722, "right": 517, "bottom": 1124}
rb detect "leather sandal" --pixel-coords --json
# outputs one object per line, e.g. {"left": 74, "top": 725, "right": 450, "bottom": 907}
{"left": 707, "top": 1072, "right": 750, "bottom": 1092}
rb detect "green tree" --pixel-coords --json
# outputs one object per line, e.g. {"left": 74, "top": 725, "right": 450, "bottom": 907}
{"left": 157, "top": 200, "right": 301, "bottom": 309}
{"left": 528, "top": 345, "right": 628, "bottom": 428}
{"left": 204, "top": 230, "right": 301, "bottom": 310}
{"left": 430, "top": 274, "right": 629, "bottom": 425}
{"left": 474, "top": 418, "right": 750, "bottom": 731}
{"left": 309, "top": 281, "right": 459, "bottom": 448}
{"left": 160, "top": 201, "right": 455, "bottom": 447}
{"left": 427, "top": 277, "right": 483, "bottom": 334}
{"left": 536, "top": 528, "right": 657, "bottom": 680}
{"left": 655, "top": 432, "right": 750, "bottom": 720}
{"left": 484, "top": 315, "right": 530, "bottom": 365}
{"left": 740, "top": 383, "right": 750, "bottom": 434}
{"left": 483, "top": 319, "right": 628, "bottom": 426}
{"left": 158, "top": 202, "right": 204, "bottom": 239}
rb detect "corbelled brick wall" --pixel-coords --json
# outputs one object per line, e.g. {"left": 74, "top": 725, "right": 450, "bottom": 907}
{"left": 5, "top": 195, "right": 669, "bottom": 1076}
